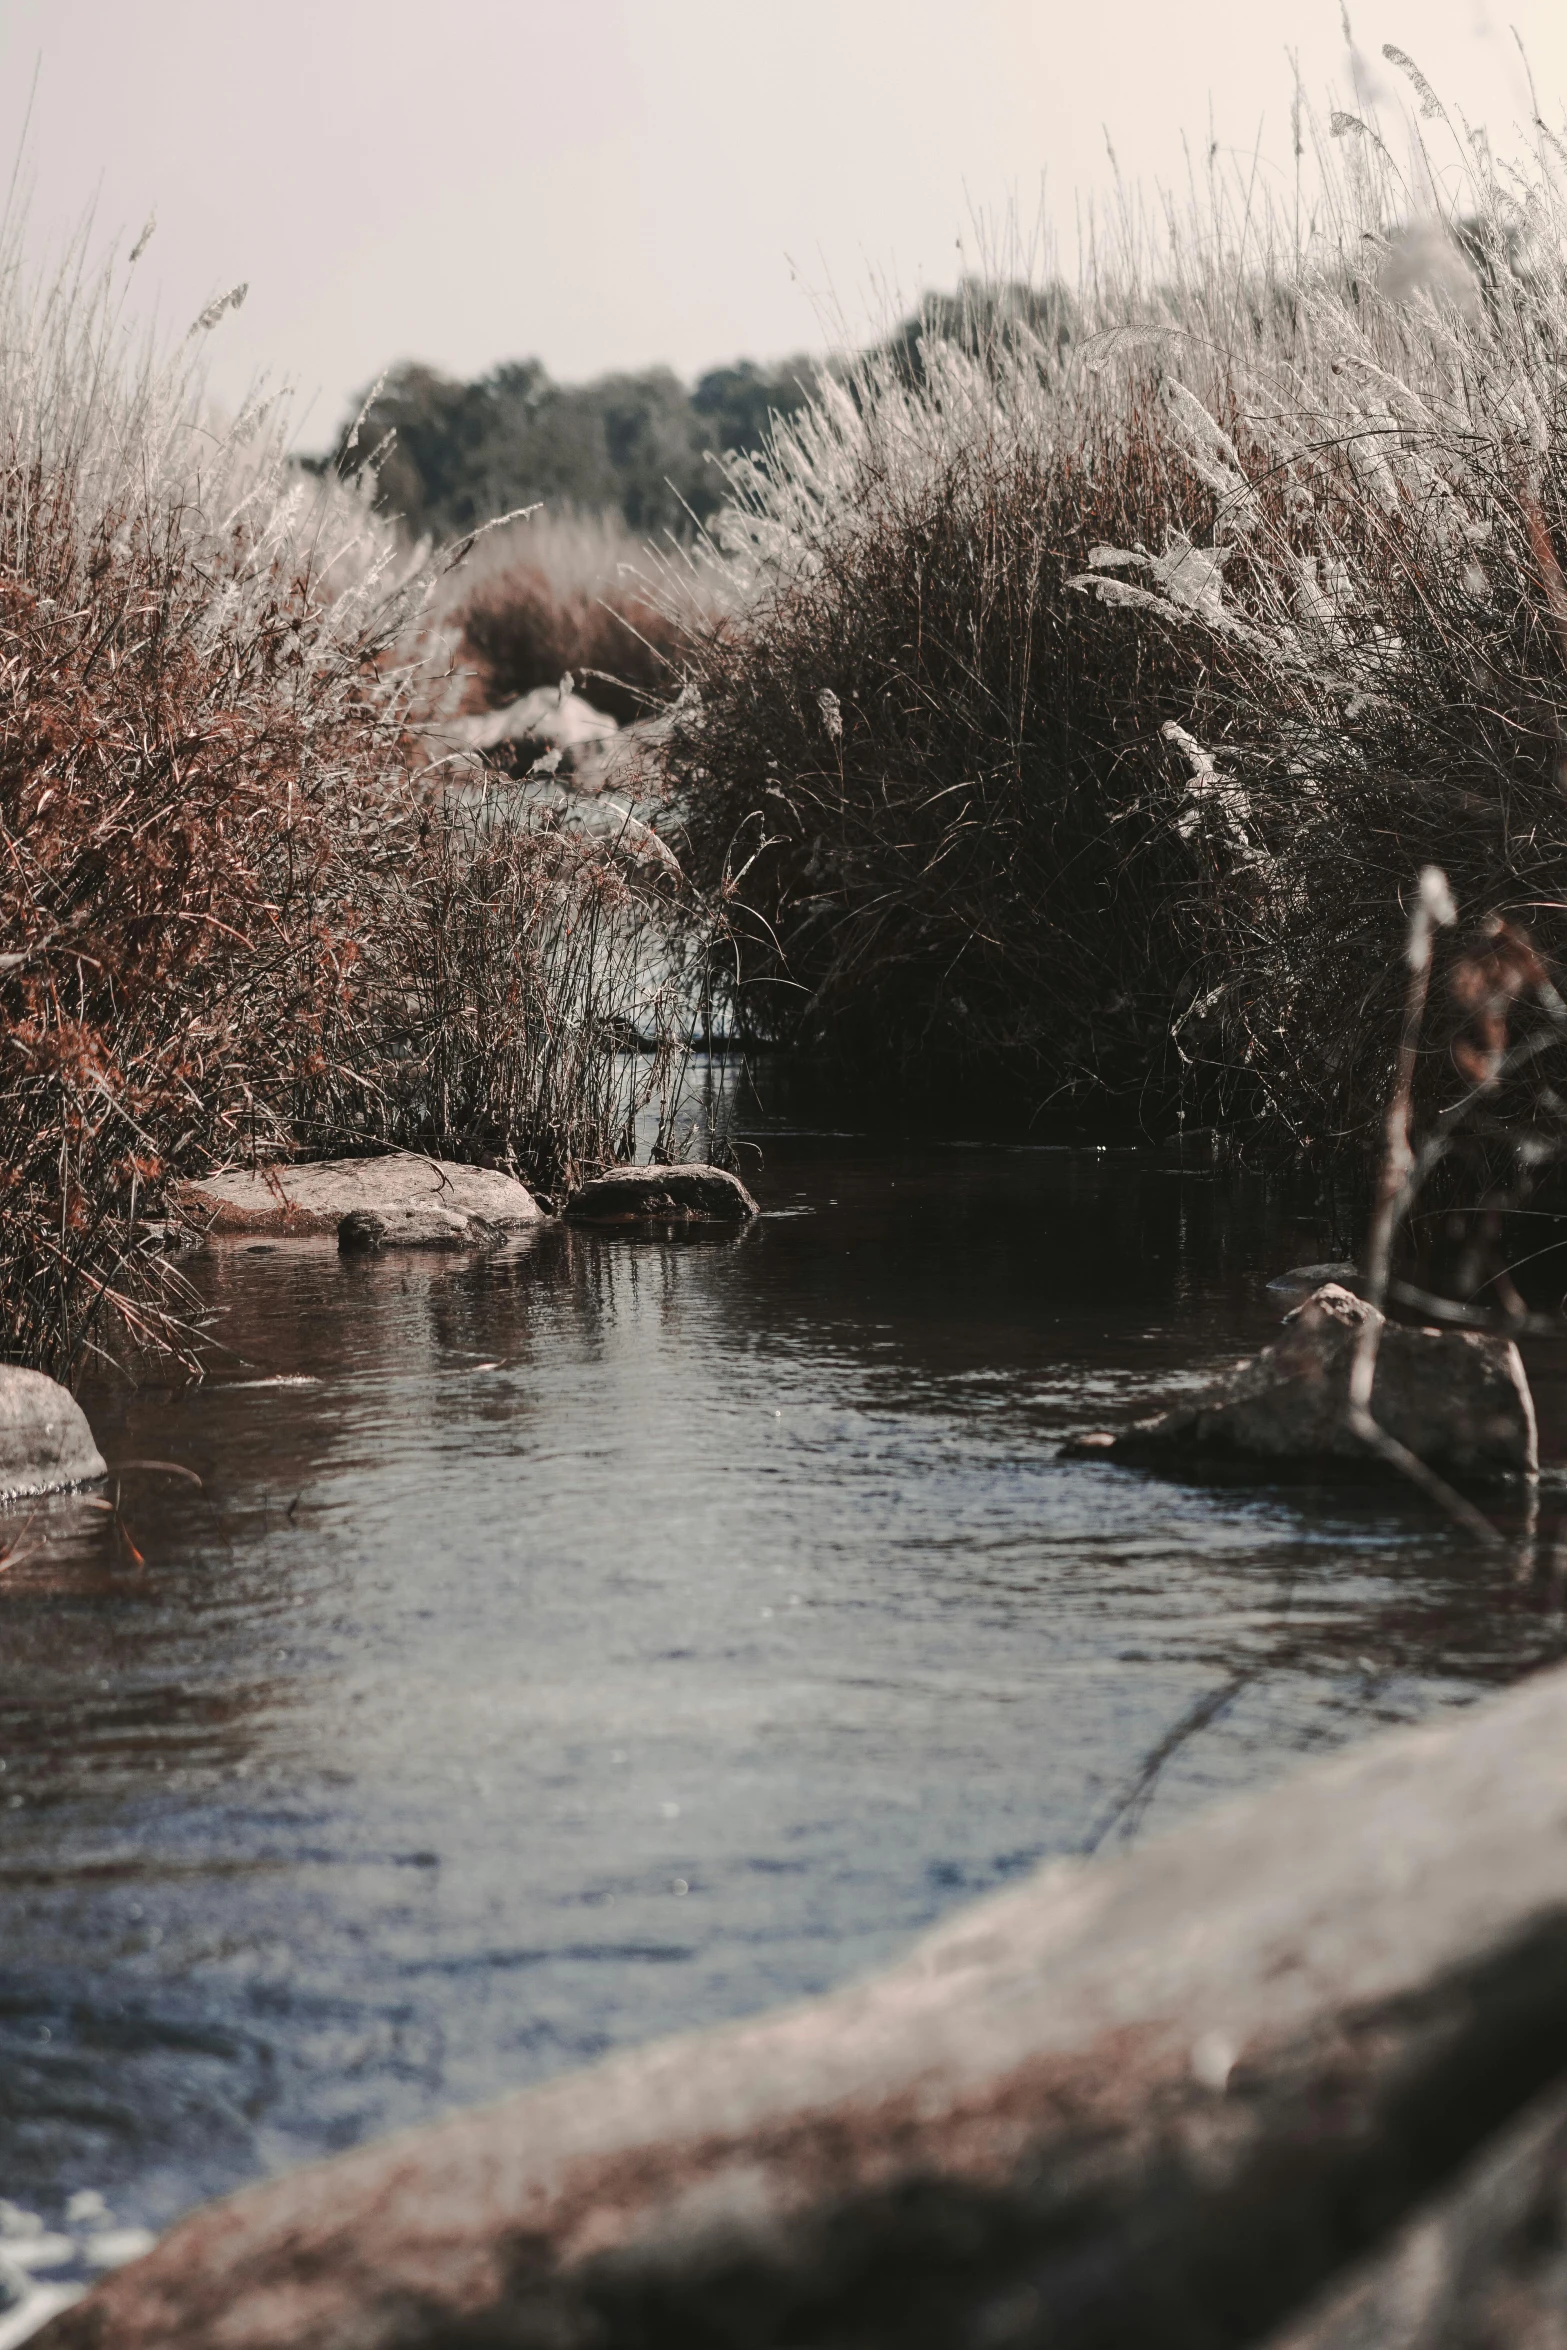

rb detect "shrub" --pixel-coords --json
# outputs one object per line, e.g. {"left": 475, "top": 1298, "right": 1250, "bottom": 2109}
{"left": 319, "top": 782, "right": 690, "bottom": 1197}
{"left": 663, "top": 100, "right": 1567, "bottom": 1158}
{"left": 434, "top": 507, "right": 698, "bottom": 724}
{"left": 0, "top": 229, "right": 688, "bottom": 1378}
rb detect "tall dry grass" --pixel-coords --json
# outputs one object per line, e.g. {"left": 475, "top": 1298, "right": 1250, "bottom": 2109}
{"left": 0, "top": 226, "right": 689, "bottom": 1379}
{"left": 664, "top": 80, "right": 1567, "bottom": 1156}
{"left": 324, "top": 784, "right": 690, "bottom": 1198}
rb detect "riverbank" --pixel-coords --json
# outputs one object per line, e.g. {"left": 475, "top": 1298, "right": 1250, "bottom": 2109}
{"left": 0, "top": 231, "right": 693, "bottom": 1387}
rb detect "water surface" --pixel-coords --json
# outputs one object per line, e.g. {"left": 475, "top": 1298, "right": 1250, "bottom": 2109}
{"left": 3, "top": 1116, "right": 1565, "bottom": 2233}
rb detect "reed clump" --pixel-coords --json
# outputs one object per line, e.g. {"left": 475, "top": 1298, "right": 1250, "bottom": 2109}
{"left": 664, "top": 89, "right": 1567, "bottom": 1157}
{"left": 0, "top": 230, "right": 686, "bottom": 1378}
{"left": 327, "top": 784, "right": 688, "bottom": 1195}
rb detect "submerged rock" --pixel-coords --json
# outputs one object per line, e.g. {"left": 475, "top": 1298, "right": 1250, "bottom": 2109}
{"left": 563, "top": 1163, "right": 759, "bottom": 1225}
{"left": 337, "top": 1206, "right": 505, "bottom": 1253}
{"left": 0, "top": 1368, "right": 106, "bottom": 1499}
{"left": 180, "top": 1155, "right": 541, "bottom": 1237}
{"left": 1068, "top": 1282, "right": 1536, "bottom": 1479}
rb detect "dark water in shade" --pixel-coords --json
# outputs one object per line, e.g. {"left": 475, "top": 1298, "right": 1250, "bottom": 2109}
{"left": 4, "top": 1103, "right": 1567, "bottom": 2236}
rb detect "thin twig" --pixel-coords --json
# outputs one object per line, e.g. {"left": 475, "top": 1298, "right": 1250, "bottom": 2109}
{"left": 1348, "top": 866, "right": 1503, "bottom": 1549}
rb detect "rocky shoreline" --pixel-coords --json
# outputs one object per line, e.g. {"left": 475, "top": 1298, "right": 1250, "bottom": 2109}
{"left": 0, "top": 1156, "right": 761, "bottom": 1502}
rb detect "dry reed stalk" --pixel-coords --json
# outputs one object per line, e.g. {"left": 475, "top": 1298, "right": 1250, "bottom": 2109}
{"left": 1344, "top": 867, "right": 1505, "bottom": 1545}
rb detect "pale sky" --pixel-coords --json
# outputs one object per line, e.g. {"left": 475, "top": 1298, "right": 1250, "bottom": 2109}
{"left": 2, "top": 0, "right": 1565, "bottom": 444}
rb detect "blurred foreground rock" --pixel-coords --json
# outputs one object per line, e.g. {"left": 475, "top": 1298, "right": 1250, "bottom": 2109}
{"left": 180, "top": 1155, "right": 541, "bottom": 1238}
{"left": 44, "top": 1657, "right": 1567, "bottom": 2349}
{"left": 1261, "top": 2078, "right": 1567, "bottom": 2349}
{"left": 1068, "top": 1281, "right": 1537, "bottom": 1479}
{"left": 564, "top": 1162, "right": 759, "bottom": 1225}
{"left": 0, "top": 1369, "right": 105, "bottom": 1499}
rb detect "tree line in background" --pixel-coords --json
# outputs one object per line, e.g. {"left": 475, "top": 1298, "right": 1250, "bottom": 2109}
{"left": 322, "top": 354, "right": 815, "bottom": 540}
{"left": 323, "top": 284, "right": 1072, "bottom": 541}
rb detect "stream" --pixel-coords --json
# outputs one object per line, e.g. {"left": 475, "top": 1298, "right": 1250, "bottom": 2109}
{"left": 4, "top": 1087, "right": 1567, "bottom": 2253}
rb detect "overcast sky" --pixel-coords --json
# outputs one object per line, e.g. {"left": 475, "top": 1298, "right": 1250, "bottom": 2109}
{"left": 2, "top": 0, "right": 1565, "bottom": 442}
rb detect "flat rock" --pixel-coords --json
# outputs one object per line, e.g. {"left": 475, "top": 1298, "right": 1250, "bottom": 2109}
{"left": 563, "top": 1162, "right": 759, "bottom": 1225}
{"left": 44, "top": 1656, "right": 1567, "bottom": 2350}
{"left": 0, "top": 1368, "right": 105, "bottom": 1498}
{"left": 337, "top": 1206, "right": 505, "bottom": 1253}
{"left": 441, "top": 683, "right": 625, "bottom": 792}
{"left": 179, "top": 1155, "right": 541, "bottom": 1237}
{"left": 1067, "top": 1281, "right": 1536, "bottom": 1479}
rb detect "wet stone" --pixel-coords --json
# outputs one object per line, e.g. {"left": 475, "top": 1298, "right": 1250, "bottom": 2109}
{"left": 1067, "top": 1282, "right": 1537, "bottom": 1482}
{"left": 0, "top": 1370, "right": 106, "bottom": 1500}
{"left": 1264, "top": 1261, "right": 1362, "bottom": 1296}
{"left": 562, "top": 1163, "right": 759, "bottom": 1225}
{"left": 336, "top": 1206, "right": 504, "bottom": 1254}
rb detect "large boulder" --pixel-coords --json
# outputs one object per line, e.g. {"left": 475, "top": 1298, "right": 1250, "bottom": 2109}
{"left": 0, "top": 1368, "right": 105, "bottom": 1499}
{"left": 563, "top": 1162, "right": 759, "bottom": 1226}
{"left": 1068, "top": 1282, "right": 1537, "bottom": 1479}
{"left": 43, "top": 1658, "right": 1567, "bottom": 2350}
{"left": 179, "top": 1155, "right": 541, "bottom": 1238}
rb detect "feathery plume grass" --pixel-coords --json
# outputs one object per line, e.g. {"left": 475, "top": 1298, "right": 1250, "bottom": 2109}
{"left": 661, "top": 76, "right": 1567, "bottom": 1158}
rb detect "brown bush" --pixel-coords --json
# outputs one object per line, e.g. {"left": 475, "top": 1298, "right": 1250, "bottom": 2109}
{"left": 435, "top": 508, "right": 701, "bottom": 724}
{"left": 0, "top": 248, "right": 692, "bottom": 1379}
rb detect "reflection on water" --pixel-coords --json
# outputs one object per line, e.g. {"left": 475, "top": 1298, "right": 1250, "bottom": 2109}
{"left": 3, "top": 1103, "right": 1567, "bottom": 2233}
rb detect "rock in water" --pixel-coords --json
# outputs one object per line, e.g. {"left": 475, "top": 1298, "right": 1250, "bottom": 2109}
{"left": 447, "top": 684, "right": 619, "bottom": 771}
{"left": 0, "top": 1368, "right": 106, "bottom": 1497}
{"left": 1264, "top": 1261, "right": 1362, "bottom": 1296}
{"left": 1068, "top": 1283, "right": 1536, "bottom": 1480}
{"left": 179, "top": 1155, "right": 541, "bottom": 1237}
{"left": 563, "top": 1163, "right": 759, "bottom": 1225}
{"left": 337, "top": 1206, "right": 503, "bottom": 1253}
